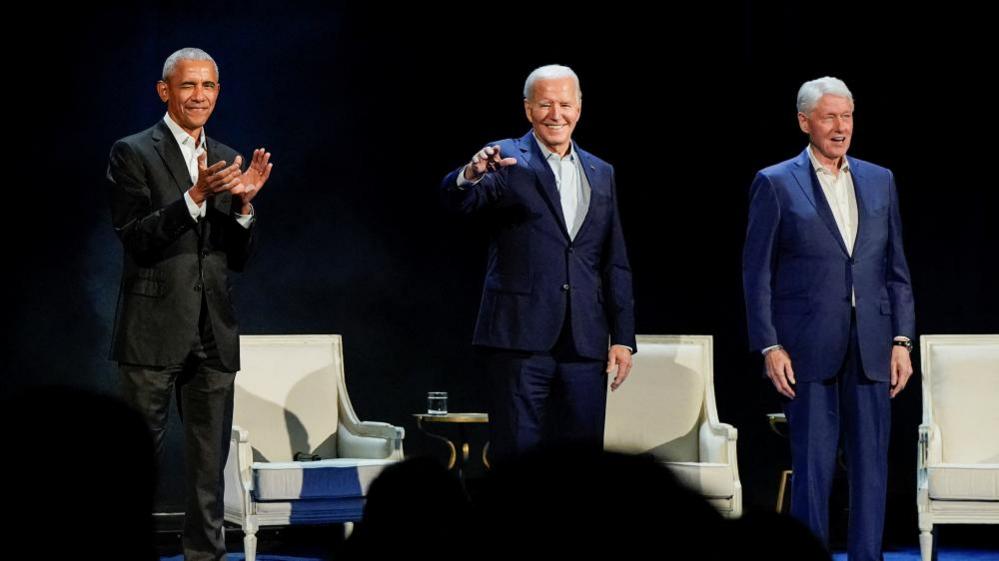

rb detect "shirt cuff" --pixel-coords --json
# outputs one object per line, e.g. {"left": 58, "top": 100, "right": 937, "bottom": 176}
{"left": 455, "top": 165, "right": 483, "bottom": 188}
{"left": 235, "top": 203, "right": 255, "bottom": 229}
{"left": 183, "top": 190, "right": 205, "bottom": 222}
{"left": 762, "top": 344, "right": 783, "bottom": 355}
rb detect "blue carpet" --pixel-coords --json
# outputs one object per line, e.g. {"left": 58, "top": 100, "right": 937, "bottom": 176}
{"left": 160, "top": 546, "right": 999, "bottom": 560}
{"left": 161, "top": 556, "right": 323, "bottom": 560}
{"left": 832, "top": 548, "right": 999, "bottom": 560}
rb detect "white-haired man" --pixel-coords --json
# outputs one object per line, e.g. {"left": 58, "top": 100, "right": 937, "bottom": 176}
{"left": 743, "top": 76, "right": 915, "bottom": 560}
{"left": 441, "top": 65, "right": 636, "bottom": 463}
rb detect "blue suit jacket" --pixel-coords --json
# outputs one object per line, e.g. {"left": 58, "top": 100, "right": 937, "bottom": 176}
{"left": 442, "top": 132, "right": 636, "bottom": 361}
{"left": 743, "top": 149, "right": 915, "bottom": 382}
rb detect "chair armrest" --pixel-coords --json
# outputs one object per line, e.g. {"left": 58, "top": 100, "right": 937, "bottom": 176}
{"left": 338, "top": 421, "right": 405, "bottom": 460}
{"left": 918, "top": 422, "right": 943, "bottom": 485}
{"left": 699, "top": 420, "right": 737, "bottom": 464}
{"left": 231, "top": 426, "right": 249, "bottom": 444}
{"left": 918, "top": 423, "right": 942, "bottom": 471}
{"left": 224, "top": 424, "right": 256, "bottom": 521}
{"left": 917, "top": 424, "right": 934, "bottom": 513}
{"left": 227, "top": 425, "right": 255, "bottom": 492}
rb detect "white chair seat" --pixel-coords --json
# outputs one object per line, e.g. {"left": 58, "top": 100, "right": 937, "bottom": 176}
{"left": 928, "top": 464, "right": 999, "bottom": 501}
{"left": 252, "top": 458, "right": 395, "bottom": 501}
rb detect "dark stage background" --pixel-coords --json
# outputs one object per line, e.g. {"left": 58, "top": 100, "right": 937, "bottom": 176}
{"left": 4, "top": 1, "right": 996, "bottom": 549}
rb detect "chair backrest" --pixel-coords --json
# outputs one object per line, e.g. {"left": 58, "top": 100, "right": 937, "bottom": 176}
{"left": 604, "top": 335, "right": 714, "bottom": 462}
{"left": 921, "top": 335, "right": 999, "bottom": 464}
{"left": 235, "top": 335, "right": 344, "bottom": 462}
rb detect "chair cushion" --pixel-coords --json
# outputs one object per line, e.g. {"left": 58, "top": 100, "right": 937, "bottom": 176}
{"left": 254, "top": 498, "right": 367, "bottom": 524}
{"left": 663, "top": 461, "right": 735, "bottom": 499}
{"left": 927, "top": 342, "right": 999, "bottom": 464}
{"left": 252, "top": 458, "right": 395, "bottom": 501}
{"left": 928, "top": 463, "right": 999, "bottom": 501}
{"left": 605, "top": 341, "right": 709, "bottom": 462}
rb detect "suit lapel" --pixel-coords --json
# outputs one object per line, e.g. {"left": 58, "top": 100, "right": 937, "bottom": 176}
{"left": 573, "top": 146, "right": 600, "bottom": 241}
{"left": 520, "top": 132, "right": 570, "bottom": 238}
{"left": 790, "top": 149, "right": 849, "bottom": 256}
{"left": 848, "top": 156, "right": 872, "bottom": 255}
{"left": 152, "top": 120, "right": 197, "bottom": 199}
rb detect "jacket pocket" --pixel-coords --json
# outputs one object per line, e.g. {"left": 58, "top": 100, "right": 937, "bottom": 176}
{"left": 485, "top": 273, "right": 532, "bottom": 295}
{"left": 127, "top": 268, "right": 165, "bottom": 297}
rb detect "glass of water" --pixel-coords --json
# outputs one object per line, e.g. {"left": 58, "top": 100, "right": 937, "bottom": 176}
{"left": 427, "top": 391, "right": 448, "bottom": 415}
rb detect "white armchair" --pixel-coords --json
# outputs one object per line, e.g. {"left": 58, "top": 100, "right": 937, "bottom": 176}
{"left": 224, "top": 335, "right": 405, "bottom": 561}
{"left": 918, "top": 335, "right": 999, "bottom": 561}
{"left": 605, "top": 335, "right": 742, "bottom": 517}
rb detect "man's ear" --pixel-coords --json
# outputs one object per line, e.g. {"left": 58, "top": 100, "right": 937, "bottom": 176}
{"left": 797, "top": 112, "right": 810, "bottom": 134}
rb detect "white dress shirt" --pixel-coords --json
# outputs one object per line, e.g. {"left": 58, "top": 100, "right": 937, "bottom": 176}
{"left": 163, "top": 114, "right": 253, "bottom": 228}
{"left": 533, "top": 134, "right": 590, "bottom": 240}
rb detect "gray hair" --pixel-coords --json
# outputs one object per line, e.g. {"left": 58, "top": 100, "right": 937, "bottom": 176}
{"left": 523, "top": 64, "right": 581, "bottom": 101}
{"left": 796, "top": 76, "right": 853, "bottom": 114}
{"left": 162, "top": 48, "right": 218, "bottom": 81}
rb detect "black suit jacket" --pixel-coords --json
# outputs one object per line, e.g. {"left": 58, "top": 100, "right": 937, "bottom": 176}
{"left": 107, "top": 119, "right": 254, "bottom": 371}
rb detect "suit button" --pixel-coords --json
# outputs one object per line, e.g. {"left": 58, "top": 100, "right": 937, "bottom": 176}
{"left": 194, "top": 284, "right": 202, "bottom": 292}
{"left": 201, "top": 249, "right": 210, "bottom": 257}
{"left": 567, "top": 247, "right": 574, "bottom": 254}
{"left": 561, "top": 284, "right": 570, "bottom": 292}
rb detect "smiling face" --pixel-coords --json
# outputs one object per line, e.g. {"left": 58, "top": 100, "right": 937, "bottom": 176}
{"left": 524, "top": 77, "right": 581, "bottom": 157}
{"left": 157, "top": 59, "right": 219, "bottom": 140}
{"left": 798, "top": 94, "right": 853, "bottom": 168}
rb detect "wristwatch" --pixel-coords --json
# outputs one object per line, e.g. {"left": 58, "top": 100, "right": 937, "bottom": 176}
{"left": 892, "top": 339, "right": 913, "bottom": 353}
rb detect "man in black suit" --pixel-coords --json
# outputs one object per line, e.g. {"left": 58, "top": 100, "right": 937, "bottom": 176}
{"left": 107, "top": 47, "right": 272, "bottom": 561}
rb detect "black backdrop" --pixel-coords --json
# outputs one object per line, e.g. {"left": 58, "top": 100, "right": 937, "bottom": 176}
{"left": 4, "top": 1, "right": 996, "bottom": 548}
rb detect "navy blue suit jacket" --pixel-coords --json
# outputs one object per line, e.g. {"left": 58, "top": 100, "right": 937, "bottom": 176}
{"left": 442, "top": 132, "right": 636, "bottom": 361}
{"left": 743, "top": 149, "right": 915, "bottom": 382}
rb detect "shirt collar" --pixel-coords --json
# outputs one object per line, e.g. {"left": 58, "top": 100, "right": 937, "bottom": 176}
{"left": 533, "top": 132, "right": 575, "bottom": 162}
{"left": 163, "top": 113, "right": 206, "bottom": 152}
{"left": 806, "top": 144, "right": 849, "bottom": 175}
